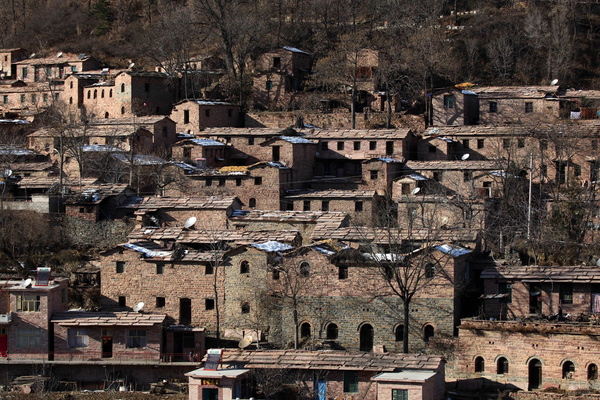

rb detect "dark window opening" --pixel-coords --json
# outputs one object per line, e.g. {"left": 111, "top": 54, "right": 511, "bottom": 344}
{"left": 338, "top": 266, "right": 348, "bottom": 279}
{"left": 205, "top": 264, "right": 214, "bottom": 274}
{"left": 241, "top": 302, "right": 250, "bottom": 314}
{"left": 560, "top": 283, "right": 573, "bottom": 304}
{"left": 355, "top": 201, "right": 363, "bottom": 212}
{"left": 326, "top": 323, "right": 338, "bottom": 339}
{"left": 303, "top": 200, "right": 311, "bottom": 211}
{"left": 359, "top": 324, "right": 374, "bottom": 351}
{"left": 444, "top": 95, "right": 455, "bottom": 109}
{"left": 183, "top": 110, "right": 190, "bottom": 124}
{"left": 240, "top": 260, "right": 249, "bottom": 274}
{"left": 343, "top": 371, "right": 359, "bottom": 393}
{"left": 497, "top": 357, "right": 509, "bottom": 374}
{"left": 156, "top": 297, "right": 165, "bottom": 308}
{"left": 424, "top": 263, "right": 436, "bottom": 278}
{"left": 205, "top": 299, "right": 215, "bottom": 310}
{"left": 477, "top": 139, "right": 484, "bottom": 149}
{"left": 116, "top": 261, "right": 125, "bottom": 274}
{"left": 180, "top": 298, "right": 192, "bottom": 325}
{"left": 254, "top": 177, "right": 262, "bottom": 185}
{"left": 300, "top": 322, "right": 311, "bottom": 338}
{"left": 423, "top": 325, "right": 435, "bottom": 343}
{"left": 589, "top": 364, "right": 598, "bottom": 380}
{"left": 354, "top": 141, "right": 361, "bottom": 150}
{"left": 475, "top": 357, "right": 485, "bottom": 373}
{"left": 525, "top": 102, "right": 533, "bottom": 113}
{"left": 321, "top": 201, "right": 329, "bottom": 211}
{"left": 300, "top": 261, "right": 310, "bottom": 277}
{"left": 118, "top": 296, "right": 126, "bottom": 307}
{"left": 249, "top": 198, "right": 256, "bottom": 208}
{"left": 395, "top": 325, "right": 404, "bottom": 342}
{"left": 489, "top": 101, "right": 498, "bottom": 112}
{"left": 156, "top": 263, "right": 164, "bottom": 274}
{"left": 370, "top": 141, "right": 377, "bottom": 151}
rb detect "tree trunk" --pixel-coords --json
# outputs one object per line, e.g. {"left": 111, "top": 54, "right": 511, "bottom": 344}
{"left": 213, "top": 265, "right": 221, "bottom": 348}
{"left": 386, "top": 87, "right": 392, "bottom": 129}
{"left": 351, "top": 86, "right": 356, "bottom": 129}
{"left": 403, "top": 298, "right": 410, "bottom": 353}
{"left": 293, "top": 305, "right": 299, "bottom": 349}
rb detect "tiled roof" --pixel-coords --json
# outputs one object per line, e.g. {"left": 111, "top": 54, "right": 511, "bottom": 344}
{"left": 129, "top": 227, "right": 301, "bottom": 244}
{"left": 300, "top": 128, "right": 411, "bottom": 139}
{"left": 285, "top": 189, "right": 376, "bottom": 199}
{"left": 52, "top": 311, "right": 165, "bottom": 326}
{"left": 90, "top": 116, "right": 171, "bottom": 126}
{"left": 14, "top": 52, "right": 92, "bottom": 65}
{"left": 135, "top": 196, "right": 239, "bottom": 210}
{"left": 230, "top": 210, "right": 348, "bottom": 229}
{"left": 404, "top": 160, "right": 499, "bottom": 170}
{"left": 311, "top": 226, "right": 479, "bottom": 244}
{"left": 10, "top": 162, "right": 54, "bottom": 171}
{"left": 197, "top": 128, "right": 293, "bottom": 136}
{"left": 481, "top": 265, "right": 600, "bottom": 283}
{"left": 471, "top": 86, "right": 558, "bottom": 98}
{"left": 29, "top": 125, "right": 148, "bottom": 138}
{"left": 214, "top": 349, "right": 443, "bottom": 371}
{"left": 17, "top": 177, "right": 99, "bottom": 189}
{"left": 63, "top": 184, "right": 130, "bottom": 205}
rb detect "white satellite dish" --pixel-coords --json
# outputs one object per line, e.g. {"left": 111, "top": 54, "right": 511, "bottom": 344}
{"left": 238, "top": 336, "right": 252, "bottom": 349}
{"left": 56, "top": 52, "right": 63, "bottom": 58}
{"left": 22, "top": 278, "right": 32, "bottom": 288}
{"left": 596, "top": 258, "right": 600, "bottom": 267}
{"left": 30, "top": 53, "right": 36, "bottom": 58}
{"left": 461, "top": 153, "right": 470, "bottom": 161}
{"left": 2, "top": 169, "right": 12, "bottom": 178}
{"left": 133, "top": 302, "right": 145, "bottom": 312}
{"left": 128, "top": 62, "right": 135, "bottom": 70}
{"left": 184, "top": 216, "right": 197, "bottom": 229}
{"left": 551, "top": 79, "right": 559, "bottom": 86}
{"left": 411, "top": 187, "right": 421, "bottom": 195}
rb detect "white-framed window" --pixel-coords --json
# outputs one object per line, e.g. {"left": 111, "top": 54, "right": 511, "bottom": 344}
{"left": 68, "top": 328, "right": 89, "bottom": 348}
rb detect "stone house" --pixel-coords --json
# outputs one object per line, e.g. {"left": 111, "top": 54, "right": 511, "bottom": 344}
{"left": 0, "top": 48, "right": 28, "bottom": 79}
{"left": 132, "top": 195, "right": 242, "bottom": 229}
{"left": 188, "top": 349, "right": 446, "bottom": 400}
{"left": 0, "top": 80, "right": 63, "bottom": 117}
{"left": 430, "top": 88, "right": 479, "bottom": 126}
{"left": 3, "top": 276, "right": 69, "bottom": 360}
{"left": 285, "top": 189, "right": 380, "bottom": 224}
{"left": 360, "top": 157, "right": 405, "bottom": 194}
{"left": 163, "top": 162, "right": 292, "bottom": 211}
{"left": 257, "top": 135, "right": 317, "bottom": 186}
{"left": 51, "top": 311, "right": 166, "bottom": 362}
{"left": 253, "top": 47, "right": 312, "bottom": 110}
{"left": 171, "top": 138, "right": 227, "bottom": 168}
{"left": 63, "top": 73, "right": 105, "bottom": 109}
{"left": 170, "top": 100, "right": 241, "bottom": 132}
{"left": 14, "top": 52, "right": 100, "bottom": 82}
{"left": 63, "top": 183, "right": 135, "bottom": 222}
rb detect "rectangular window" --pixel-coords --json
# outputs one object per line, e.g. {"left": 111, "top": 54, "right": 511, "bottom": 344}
{"left": 518, "top": 139, "right": 525, "bottom": 148}
{"left": 183, "top": 147, "right": 191, "bottom": 159}
{"left": 338, "top": 266, "right": 348, "bottom": 280}
{"left": 386, "top": 141, "right": 393, "bottom": 155}
{"left": 183, "top": 110, "right": 190, "bottom": 124}
{"left": 235, "top": 179, "right": 242, "bottom": 187}
{"left": 16, "top": 294, "right": 40, "bottom": 312}
{"left": 433, "top": 171, "right": 443, "bottom": 182}
{"left": 126, "top": 329, "right": 147, "bottom": 348}
{"left": 355, "top": 201, "right": 363, "bottom": 212}
{"left": 503, "top": 139, "right": 511, "bottom": 149}
{"left": 540, "top": 140, "right": 548, "bottom": 151}
{"left": 464, "top": 171, "right": 472, "bottom": 182}
{"left": 321, "top": 142, "right": 329, "bottom": 151}
{"left": 489, "top": 101, "right": 498, "bottom": 112}
{"left": 541, "top": 164, "right": 547, "bottom": 177}
{"left": 272, "top": 269, "right": 280, "bottom": 280}
{"left": 463, "top": 139, "right": 470, "bottom": 149}
{"left": 206, "top": 178, "right": 212, "bottom": 187}
{"left": 499, "top": 283, "right": 512, "bottom": 304}
{"left": 254, "top": 177, "right": 262, "bottom": 185}
{"left": 525, "top": 102, "right": 533, "bottom": 113}
{"left": 248, "top": 137, "right": 255, "bottom": 145}
{"left": 354, "top": 141, "right": 361, "bottom": 150}
{"left": 370, "top": 141, "right": 377, "bottom": 151}
{"left": 303, "top": 200, "right": 311, "bottom": 211}
{"left": 273, "top": 57, "right": 281, "bottom": 69}
{"left": 392, "top": 389, "right": 409, "bottom": 400}
{"left": 205, "top": 298, "right": 215, "bottom": 310}
{"left": 321, "top": 201, "right": 329, "bottom": 212}
{"left": 68, "top": 328, "right": 89, "bottom": 348}
{"left": 43, "top": 93, "right": 48, "bottom": 102}
{"left": 343, "top": 371, "right": 359, "bottom": 393}
{"left": 218, "top": 178, "right": 225, "bottom": 186}
{"left": 560, "top": 283, "right": 573, "bottom": 304}
{"left": 16, "top": 328, "right": 40, "bottom": 348}
{"left": 402, "top": 183, "right": 411, "bottom": 195}
{"left": 30, "top": 94, "right": 36, "bottom": 103}
{"left": 205, "top": 264, "right": 214, "bottom": 274}
{"left": 116, "top": 261, "right": 125, "bottom": 274}
{"left": 22, "top": 67, "right": 27, "bottom": 79}
{"left": 20, "top": 94, "right": 25, "bottom": 103}
{"left": 2, "top": 95, "right": 7, "bottom": 104}
{"left": 266, "top": 80, "right": 273, "bottom": 90}
{"left": 156, "top": 297, "right": 165, "bottom": 308}
{"left": 370, "top": 170, "right": 378, "bottom": 180}
{"left": 205, "top": 109, "right": 210, "bottom": 117}
{"left": 156, "top": 263, "right": 164, "bottom": 274}
{"left": 118, "top": 296, "right": 126, "bottom": 307}
{"left": 337, "top": 141, "right": 344, "bottom": 150}
{"left": 54, "top": 93, "right": 59, "bottom": 101}
{"left": 71, "top": 66, "right": 77, "bottom": 72}
{"left": 477, "top": 139, "right": 484, "bottom": 149}
{"left": 443, "top": 94, "right": 455, "bottom": 109}
{"left": 574, "top": 164, "right": 581, "bottom": 177}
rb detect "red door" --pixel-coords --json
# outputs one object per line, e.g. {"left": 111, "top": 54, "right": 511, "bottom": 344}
{"left": 0, "top": 330, "right": 7, "bottom": 357}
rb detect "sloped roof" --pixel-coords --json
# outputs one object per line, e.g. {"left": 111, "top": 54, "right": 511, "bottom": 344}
{"left": 52, "top": 311, "right": 165, "bottom": 326}
{"left": 135, "top": 196, "right": 239, "bottom": 210}
{"left": 196, "top": 128, "right": 293, "bottom": 137}
{"left": 129, "top": 227, "right": 300, "bottom": 244}
{"left": 481, "top": 265, "right": 600, "bottom": 283}
{"left": 214, "top": 349, "right": 443, "bottom": 371}
{"left": 230, "top": 210, "right": 348, "bottom": 230}
{"left": 404, "top": 160, "right": 499, "bottom": 171}
{"left": 285, "top": 189, "right": 376, "bottom": 199}
{"left": 300, "top": 128, "right": 411, "bottom": 140}
{"left": 311, "top": 226, "right": 479, "bottom": 244}
{"left": 14, "top": 52, "right": 93, "bottom": 65}
{"left": 471, "top": 86, "right": 558, "bottom": 98}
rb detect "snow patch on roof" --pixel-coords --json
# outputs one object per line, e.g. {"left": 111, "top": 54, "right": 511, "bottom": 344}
{"left": 283, "top": 46, "right": 310, "bottom": 55}
{"left": 251, "top": 241, "right": 293, "bottom": 253}
{"left": 407, "top": 173, "right": 427, "bottom": 181}
{"left": 82, "top": 145, "right": 123, "bottom": 152}
{"left": 189, "top": 138, "right": 225, "bottom": 147}
{"left": 378, "top": 157, "right": 402, "bottom": 164}
{"left": 435, "top": 244, "right": 471, "bottom": 257}
{"left": 123, "top": 243, "right": 171, "bottom": 258}
{"left": 280, "top": 136, "right": 314, "bottom": 144}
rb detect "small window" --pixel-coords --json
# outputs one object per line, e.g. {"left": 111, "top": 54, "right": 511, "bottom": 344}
{"left": 156, "top": 263, "right": 164, "bottom": 274}
{"left": 574, "top": 164, "right": 581, "bottom": 177}
{"left": 93, "top": 89, "right": 97, "bottom": 99}
{"left": 303, "top": 200, "right": 311, "bottom": 211}
{"left": 20, "top": 94, "right": 25, "bottom": 103}
{"left": 463, "top": 139, "right": 470, "bottom": 148}
{"left": 370, "top": 170, "right": 378, "bottom": 180}
{"left": 118, "top": 296, "right": 126, "bottom": 307}
{"left": 156, "top": 297, "right": 165, "bottom": 308}
{"left": 499, "top": 283, "right": 512, "bottom": 303}
{"left": 563, "top": 361, "right": 575, "bottom": 379}
{"left": 444, "top": 94, "right": 455, "bottom": 109}
{"left": 593, "top": 140, "right": 598, "bottom": 151}
{"left": 370, "top": 141, "right": 377, "bottom": 151}
{"left": 205, "top": 109, "right": 210, "bottom": 117}
{"left": 248, "top": 137, "right": 255, "bottom": 145}
{"left": 126, "top": 329, "right": 147, "bottom": 348}
{"left": 272, "top": 268, "right": 280, "bottom": 280}
{"left": 354, "top": 141, "right": 361, "bottom": 150}
{"left": 54, "top": 93, "right": 59, "bottom": 101}
{"left": 235, "top": 179, "right": 242, "bottom": 187}
{"left": 518, "top": 138, "right": 525, "bottom": 148}
{"left": 541, "top": 164, "right": 547, "bottom": 176}
{"left": 355, "top": 201, "right": 363, "bottom": 212}
{"left": 589, "top": 363, "right": 598, "bottom": 380}
{"left": 16, "top": 295, "right": 40, "bottom": 312}
{"left": 254, "top": 177, "right": 262, "bottom": 185}
{"left": 395, "top": 325, "right": 404, "bottom": 342}
{"left": 121, "top": 83, "right": 125, "bottom": 93}
{"left": 144, "top": 83, "right": 149, "bottom": 92}
{"left": 2, "top": 95, "right": 7, "bottom": 104}
{"left": 464, "top": 171, "right": 472, "bottom": 182}
{"left": 503, "top": 139, "right": 511, "bottom": 149}
{"left": 273, "top": 57, "right": 281, "bottom": 69}
{"left": 433, "top": 171, "right": 442, "bottom": 182}
{"left": 321, "top": 141, "right": 329, "bottom": 151}
{"left": 338, "top": 266, "right": 348, "bottom": 279}
{"left": 423, "top": 325, "right": 435, "bottom": 342}
{"left": 69, "top": 97, "right": 73, "bottom": 104}
{"left": 206, "top": 178, "right": 212, "bottom": 187}
{"left": 497, "top": 357, "right": 509, "bottom": 374}
{"left": 109, "top": 89, "right": 112, "bottom": 97}
{"left": 241, "top": 302, "right": 250, "bottom": 314}
{"left": 300, "top": 261, "right": 310, "bottom": 277}
{"left": 489, "top": 101, "right": 498, "bottom": 112}
{"left": 121, "top": 106, "right": 125, "bottom": 115}
{"left": 249, "top": 198, "right": 256, "bottom": 208}
{"left": 183, "top": 110, "right": 190, "bottom": 124}
{"left": 525, "top": 102, "right": 533, "bottom": 113}
{"left": 218, "top": 178, "right": 225, "bottom": 186}
{"left": 475, "top": 356, "right": 485, "bottom": 373}
{"left": 326, "top": 323, "right": 338, "bottom": 339}
{"left": 321, "top": 201, "right": 329, "bottom": 211}
{"left": 205, "top": 264, "right": 214, "bottom": 274}
{"left": 337, "top": 141, "right": 344, "bottom": 150}
{"left": 301, "top": 322, "right": 311, "bottom": 338}
{"left": 240, "top": 260, "right": 250, "bottom": 274}
{"left": 477, "top": 139, "right": 485, "bottom": 149}
{"left": 343, "top": 371, "right": 359, "bottom": 393}
{"left": 560, "top": 283, "right": 573, "bottom": 304}
{"left": 116, "top": 261, "right": 125, "bottom": 274}
{"left": 424, "top": 263, "right": 435, "bottom": 278}
{"left": 205, "top": 298, "right": 215, "bottom": 310}
{"left": 392, "top": 389, "right": 408, "bottom": 400}
{"left": 402, "top": 183, "right": 411, "bottom": 195}
{"left": 266, "top": 80, "right": 273, "bottom": 90}
{"left": 31, "top": 94, "right": 36, "bottom": 102}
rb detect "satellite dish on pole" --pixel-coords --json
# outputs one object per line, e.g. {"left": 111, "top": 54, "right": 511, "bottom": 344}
{"left": 551, "top": 79, "right": 559, "bottom": 86}
{"left": 183, "top": 217, "right": 197, "bottom": 230}
{"left": 133, "top": 302, "right": 145, "bottom": 312}
{"left": 461, "top": 153, "right": 470, "bottom": 161}
{"left": 238, "top": 336, "right": 252, "bottom": 349}
{"left": 411, "top": 187, "right": 421, "bottom": 195}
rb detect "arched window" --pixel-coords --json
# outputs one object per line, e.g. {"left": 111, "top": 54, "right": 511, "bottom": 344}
{"left": 326, "top": 323, "right": 338, "bottom": 340}
{"left": 121, "top": 83, "right": 125, "bottom": 93}
{"left": 497, "top": 357, "right": 509, "bottom": 374}
{"left": 240, "top": 261, "right": 249, "bottom": 274}
{"left": 588, "top": 364, "right": 598, "bottom": 380}
{"left": 424, "top": 262, "right": 436, "bottom": 278}
{"left": 395, "top": 325, "right": 404, "bottom": 342}
{"left": 563, "top": 361, "right": 575, "bottom": 379}
{"left": 301, "top": 322, "right": 311, "bottom": 338}
{"left": 475, "top": 357, "right": 485, "bottom": 373}
{"left": 70, "top": 81, "right": 73, "bottom": 89}
{"left": 121, "top": 106, "right": 125, "bottom": 115}
{"left": 300, "top": 261, "right": 310, "bottom": 277}
{"left": 101, "top": 89, "right": 104, "bottom": 98}
{"left": 87, "top": 91, "right": 90, "bottom": 99}
{"left": 249, "top": 198, "right": 256, "bottom": 208}
{"left": 241, "top": 302, "right": 250, "bottom": 314}
{"left": 359, "top": 324, "right": 374, "bottom": 352}
{"left": 104, "top": 112, "right": 109, "bottom": 118}
{"left": 93, "top": 89, "right": 97, "bottom": 99}
{"left": 69, "top": 97, "right": 73, "bottom": 105}
{"left": 423, "top": 325, "right": 435, "bottom": 342}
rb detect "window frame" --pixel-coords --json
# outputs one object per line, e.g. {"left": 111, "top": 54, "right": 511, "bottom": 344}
{"left": 16, "top": 294, "right": 40, "bottom": 312}
{"left": 67, "top": 328, "right": 89, "bottom": 348}
{"left": 126, "top": 329, "right": 147, "bottom": 348}
{"left": 343, "top": 371, "right": 359, "bottom": 393}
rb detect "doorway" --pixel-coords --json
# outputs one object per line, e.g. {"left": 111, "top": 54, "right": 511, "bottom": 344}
{"left": 0, "top": 328, "right": 6, "bottom": 357}
{"left": 528, "top": 358, "right": 542, "bottom": 390}
{"left": 202, "top": 388, "right": 218, "bottom": 400}
{"left": 529, "top": 284, "right": 542, "bottom": 314}
{"left": 102, "top": 329, "right": 113, "bottom": 358}
{"left": 359, "top": 324, "right": 374, "bottom": 352}
{"left": 180, "top": 298, "right": 192, "bottom": 325}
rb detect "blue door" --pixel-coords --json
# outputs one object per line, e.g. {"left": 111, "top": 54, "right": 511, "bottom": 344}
{"left": 316, "top": 379, "right": 326, "bottom": 400}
